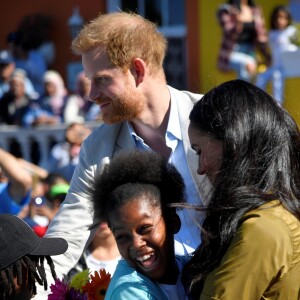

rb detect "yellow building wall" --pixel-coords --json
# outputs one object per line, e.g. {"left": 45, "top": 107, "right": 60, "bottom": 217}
{"left": 198, "top": 0, "right": 300, "bottom": 125}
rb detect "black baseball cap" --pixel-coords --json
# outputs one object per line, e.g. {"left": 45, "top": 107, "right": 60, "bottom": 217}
{"left": 0, "top": 214, "right": 68, "bottom": 270}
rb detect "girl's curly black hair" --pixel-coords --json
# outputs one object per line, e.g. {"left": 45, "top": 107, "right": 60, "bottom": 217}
{"left": 92, "top": 150, "right": 186, "bottom": 227}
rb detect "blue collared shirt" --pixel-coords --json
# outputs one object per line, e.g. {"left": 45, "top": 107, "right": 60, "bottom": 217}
{"left": 127, "top": 91, "right": 202, "bottom": 255}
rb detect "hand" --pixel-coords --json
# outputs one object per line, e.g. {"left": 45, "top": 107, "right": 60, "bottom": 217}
{"left": 33, "top": 115, "right": 58, "bottom": 125}
{"left": 33, "top": 205, "right": 56, "bottom": 221}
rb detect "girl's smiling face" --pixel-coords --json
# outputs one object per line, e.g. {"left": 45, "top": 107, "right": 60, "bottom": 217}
{"left": 108, "top": 194, "right": 177, "bottom": 284}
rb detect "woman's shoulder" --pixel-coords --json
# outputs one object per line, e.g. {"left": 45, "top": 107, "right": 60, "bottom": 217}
{"left": 243, "top": 201, "right": 299, "bottom": 232}
{"left": 240, "top": 201, "right": 300, "bottom": 262}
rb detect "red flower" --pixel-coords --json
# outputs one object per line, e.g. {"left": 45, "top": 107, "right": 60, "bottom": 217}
{"left": 82, "top": 269, "right": 111, "bottom": 300}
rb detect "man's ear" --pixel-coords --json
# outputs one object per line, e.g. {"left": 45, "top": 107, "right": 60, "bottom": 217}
{"left": 131, "top": 58, "right": 146, "bottom": 86}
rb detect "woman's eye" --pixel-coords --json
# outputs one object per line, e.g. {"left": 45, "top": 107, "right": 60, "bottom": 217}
{"left": 192, "top": 147, "right": 201, "bottom": 156}
{"left": 194, "top": 149, "right": 201, "bottom": 156}
{"left": 139, "top": 225, "right": 152, "bottom": 234}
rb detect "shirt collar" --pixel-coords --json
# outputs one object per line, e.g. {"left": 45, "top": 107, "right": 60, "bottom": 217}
{"left": 166, "top": 88, "right": 182, "bottom": 141}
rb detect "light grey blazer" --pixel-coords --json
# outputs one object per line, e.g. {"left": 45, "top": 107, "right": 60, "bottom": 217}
{"left": 41, "top": 86, "right": 210, "bottom": 297}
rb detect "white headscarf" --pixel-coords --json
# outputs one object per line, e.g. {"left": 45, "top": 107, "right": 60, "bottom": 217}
{"left": 43, "top": 70, "right": 67, "bottom": 114}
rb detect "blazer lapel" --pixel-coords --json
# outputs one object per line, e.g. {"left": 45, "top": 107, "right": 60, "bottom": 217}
{"left": 113, "top": 122, "right": 136, "bottom": 156}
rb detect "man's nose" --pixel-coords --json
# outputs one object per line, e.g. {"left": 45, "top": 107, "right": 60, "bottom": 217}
{"left": 89, "top": 83, "right": 100, "bottom": 102}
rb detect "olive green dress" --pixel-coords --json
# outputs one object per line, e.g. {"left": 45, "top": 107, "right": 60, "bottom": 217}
{"left": 200, "top": 200, "right": 300, "bottom": 299}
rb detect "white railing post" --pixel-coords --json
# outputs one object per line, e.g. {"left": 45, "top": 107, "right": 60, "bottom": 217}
{"left": 0, "top": 122, "right": 100, "bottom": 168}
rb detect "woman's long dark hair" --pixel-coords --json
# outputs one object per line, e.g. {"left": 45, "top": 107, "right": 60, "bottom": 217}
{"left": 185, "top": 79, "right": 300, "bottom": 298}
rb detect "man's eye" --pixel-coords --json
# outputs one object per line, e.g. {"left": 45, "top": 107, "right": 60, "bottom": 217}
{"left": 95, "top": 77, "right": 107, "bottom": 85}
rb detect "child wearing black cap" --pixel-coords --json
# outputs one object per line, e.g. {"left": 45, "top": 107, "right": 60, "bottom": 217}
{"left": 0, "top": 214, "right": 68, "bottom": 299}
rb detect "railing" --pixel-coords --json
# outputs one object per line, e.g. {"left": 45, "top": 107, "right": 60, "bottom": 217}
{"left": 0, "top": 121, "right": 101, "bottom": 169}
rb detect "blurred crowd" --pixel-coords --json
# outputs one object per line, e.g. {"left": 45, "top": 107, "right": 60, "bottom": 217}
{"left": 0, "top": 121, "right": 92, "bottom": 228}
{"left": 216, "top": 1, "right": 300, "bottom": 104}
{"left": 0, "top": 13, "right": 99, "bottom": 230}
{"left": 0, "top": 142, "right": 121, "bottom": 281}
{"left": 1, "top": 5, "right": 299, "bottom": 128}
{"left": 0, "top": 13, "right": 101, "bottom": 127}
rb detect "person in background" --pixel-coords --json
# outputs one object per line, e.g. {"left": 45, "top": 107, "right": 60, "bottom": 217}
{"left": 175, "top": 79, "right": 300, "bottom": 299}
{"left": 7, "top": 30, "right": 47, "bottom": 96}
{"left": 256, "top": 5, "right": 298, "bottom": 104}
{"left": 66, "top": 222, "right": 121, "bottom": 280}
{"left": 216, "top": 0, "right": 271, "bottom": 82}
{"left": 0, "top": 49, "right": 16, "bottom": 99}
{"left": 0, "top": 49, "right": 37, "bottom": 100}
{"left": 92, "top": 150, "right": 190, "bottom": 299}
{"left": 16, "top": 13, "right": 56, "bottom": 68}
{"left": 22, "top": 70, "right": 69, "bottom": 127}
{"left": 37, "top": 12, "right": 210, "bottom": 298}
{"left": 0, "top": 147, "right": 32, "bottom": 215}
{"left": 0, "top": 147, "right": 53, "bottom": 236}
{"left": 0, "top": 69, "right": 33, "bottom": 125}
{"left": 30, "top": 170, "right": 121, "bottom": 279}
{"left": 34, "top": 181, "right": 70, "bottom": 223}
{"left": 47, "top": 122, "right": 92, "bottom": 181}
{"left": 64, "top": 71, "right": 100, "bottom": 123}
{"left": 0, "top": 214, "right": 68, "bottom": 299}
{"left": 25, "top": 173, "right": 69, "bottom": 237}
{"left": 85, "top": 101, "right": 102, "bottom": 121}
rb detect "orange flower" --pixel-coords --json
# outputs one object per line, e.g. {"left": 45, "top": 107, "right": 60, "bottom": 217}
{"left": 82, "top": 269, "right": 111, "bottom": 300}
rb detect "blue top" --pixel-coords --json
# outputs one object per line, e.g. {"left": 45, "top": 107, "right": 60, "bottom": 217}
{"left": 0, "top": 182, "right": 31, "bottom": 214}
{"left": 105, "top": 256, "right": 190, "bottom": 300}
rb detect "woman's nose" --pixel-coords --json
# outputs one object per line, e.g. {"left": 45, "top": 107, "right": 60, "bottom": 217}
{"left": 197, "top": 159, "right": 206, "bottom": 175}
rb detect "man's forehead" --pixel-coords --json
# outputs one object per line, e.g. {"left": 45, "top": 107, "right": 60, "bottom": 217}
{"left": 82, "top": 47, "right": 115, "bottom": 78}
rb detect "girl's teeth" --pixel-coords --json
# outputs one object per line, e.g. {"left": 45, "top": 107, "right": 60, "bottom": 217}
{"left": 137, "top": 254, "right": 152, "bottom": 261}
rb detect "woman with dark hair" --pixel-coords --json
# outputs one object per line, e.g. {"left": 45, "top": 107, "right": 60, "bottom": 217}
{"left": 177, "top": 79, "right": 300, "bottom": 299}
{"left": 216, "top": 0, "right": 271, "bottom": 82}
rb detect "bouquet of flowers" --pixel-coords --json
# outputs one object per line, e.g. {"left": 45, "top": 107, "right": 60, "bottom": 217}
{"left": 48, "top": 268, "right": 111, "bottom": 300}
